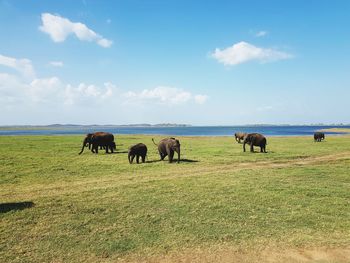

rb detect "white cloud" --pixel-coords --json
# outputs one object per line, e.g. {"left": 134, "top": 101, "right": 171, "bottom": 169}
{"left": 194, "top": 94, "right": 208, "bottom": 104}
{"left": 49, "top": 61, "right": 64, "bottom": 67}
{"left": 124, "top": 86, "right": 208, "bottom": 105}
{"left": 256, "top": 31, "right": 268, "bottom": 37}
{"left": 29, "top": 77, "right": 66, "bottom": 103}
{"left": 63, "top": 82, "right": 113, "bottom": 105}
{"left": 211, "top": 41, "right": 293, "bottom": 66}
{"left": 0, "top": 54, "right": 35, "bottom": 79}
{"left": 39, "top": 13, "right": 113, "bottom": 48}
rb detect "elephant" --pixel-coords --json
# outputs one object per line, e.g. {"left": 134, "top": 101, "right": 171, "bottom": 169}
{"left": 314, "top": 132, "right": 325, "bottom": 142}
{"left": 234, "top": 132, "right": 247, "bottom": 143}
{"left": 152, "top": 137, "right": 181, "bottom": 163}
{"left": 128, "top": 143, "right": 147, "bottom": 164}
{"left": 243, "top": 133, "right": 267, "bottom": 153}
{"left": 79, "top": 132, "right": 115, "bottom": 154}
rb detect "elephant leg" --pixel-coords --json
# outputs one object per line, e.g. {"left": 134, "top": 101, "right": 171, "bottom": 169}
{"left": 250, "top": 144, "right": 254, "bottom": 152}
{"left": 243, "top": 142, "right": 246, "bottom": 152}
{"left": 110, "top": 145, "right": 114, "bottom": 153}
{"left": 260, "top": 146, "right": 263, "bottom": 152}
{"left": 130, "top": 154, "right": 135, "bottom": 163}
{"left": 142, "top": 155, "right": 146, "bottom": 163}
{"left": 168, "top": 149, "right": 174, "bottom": 163}
{"left": 136, "top": 155, "right": 140, "bottom": 164}
{"left": 159, "top": 151, "right": 165, "bottom": 160}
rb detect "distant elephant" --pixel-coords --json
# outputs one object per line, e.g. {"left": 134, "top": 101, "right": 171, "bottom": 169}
{"left": 234, "top": 132, "right": 247, "bottom": 143}
{"left": 152, "top": 137, "right": 181, "bottom": 163}
{"left": 79, "top": 132, "right": 115, "bottom": 154}
{"left": 243, "top": 133, "right": 267, "bottom": 153}
{"left": 314, "top": 132, "right": 325, "bottom": 142}
{"left": 128, "top": 143, "right": 147, "bottom": 164}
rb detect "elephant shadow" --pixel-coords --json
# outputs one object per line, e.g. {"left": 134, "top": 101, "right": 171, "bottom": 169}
{"left": 0, "top": 201, "right": 35, "bottom": 213}
{"left": 180, "top": 158, "right": 199, "bottom": 163}
{"left": 145, "top": 158, "right": 199, "bottom": 163}
{"left": 110, "top": 150, "right": 128, "bottom": 154}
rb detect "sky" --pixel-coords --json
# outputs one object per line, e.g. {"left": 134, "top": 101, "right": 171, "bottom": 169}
{"left": 0, "top": 0, "right": 349, "bottom": 125}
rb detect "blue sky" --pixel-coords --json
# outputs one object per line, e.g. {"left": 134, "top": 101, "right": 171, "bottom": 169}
{"left": 0, "top": 0, "right": 349, "bottom": 125}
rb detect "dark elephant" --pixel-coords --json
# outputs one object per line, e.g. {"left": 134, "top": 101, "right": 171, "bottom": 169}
{"left": 152, "top": 137, "right": 181, "bottom": 163}
{"left": 82, "top": 133, "right": 94, "bottom": 150}
{"left": 314, "top": 132, "right": 325, "bottom": 142}
{"left": 234, "top": 132, "right": 247, "bottom": 143}
{"left": 128, "top": 143, "right": 147, "bottom": 164}
{"left": 243, "top": 133, "right": 267, "bottom": 153}
{"left": 79, "top": 132, "right": 115, "bottom": 154}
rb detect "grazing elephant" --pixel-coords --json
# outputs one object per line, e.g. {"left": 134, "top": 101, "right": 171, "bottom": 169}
{"left": 234, "top": 132, "right": 247, "bottom": 143}
{"left": 79, "top": 132, "right": 115, "bottom": 154}
{"left": 82, "top": 133, "right": 94, "bottom": 150}
{"left": 314, "top": 132, "right": 325, "bottom": 142}
{"left": 243, "top": 133, "right": 267, "bottom": 153}
{"left": 128, "top": 143, "right": 147, "bottom": 164}
{"left": 152, "top": 137, "right": 181, "bottom": 163}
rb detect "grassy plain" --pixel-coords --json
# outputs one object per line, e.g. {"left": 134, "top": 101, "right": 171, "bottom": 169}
{"left": 1, "top": 135, "right": 350, "bottom": 262}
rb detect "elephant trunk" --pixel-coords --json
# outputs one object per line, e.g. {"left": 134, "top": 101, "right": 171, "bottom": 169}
{"left": 177, "top": 148, "right": 180, "bottom": 163}
{"left": 128, "top": 151, "right": 132, "bottom": 164}
{"left": 78, "top": 139, "right": 86, "bottom": 155}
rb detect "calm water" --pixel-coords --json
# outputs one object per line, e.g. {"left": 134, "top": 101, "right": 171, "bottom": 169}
{"left": 0, "top": 126, "right": 348, "bottom": 136}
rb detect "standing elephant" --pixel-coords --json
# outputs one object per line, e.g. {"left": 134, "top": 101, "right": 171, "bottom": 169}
{"left": 243, "top": 133, "right": 267, "bottom": 153}
{"left": 128, "top": 143, "right": 147, "bottom": 164}
{"left": 314, "top": 132, "right": 325, "bottom": 142}
{"left": 152, "top": 137, "right": 181, "bottom": 163}
{"left": 234, "top": 132, "right": 247, "bottom": 143}
{"left": 79, "top": 132, "right": 115, "bottom": 154}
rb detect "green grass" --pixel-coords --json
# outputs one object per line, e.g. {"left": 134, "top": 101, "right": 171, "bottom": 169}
{"left": 1, "top": 135, "right": 350, "bottom": 262}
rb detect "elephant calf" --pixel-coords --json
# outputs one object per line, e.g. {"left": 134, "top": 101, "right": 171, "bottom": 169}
{"left": 243, "top": 133, "right": 267, "bottom": 153}
{"left": 152, "top": 137, "right": 181, "bottom": 163}
{"left": 314, "top": 132, "right": 325, "bottom": 142}
{"left": 128, "top": 143, "right": 147, "bottom": 164}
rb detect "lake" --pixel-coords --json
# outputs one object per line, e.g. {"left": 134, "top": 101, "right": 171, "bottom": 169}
{"left": 0, "top": 125, "right": 349, "bottom": 136}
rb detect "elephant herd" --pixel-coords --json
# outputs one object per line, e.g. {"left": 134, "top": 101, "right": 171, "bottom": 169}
{"left": 79, "top": 131, "right": 326, "bottom": 163}
{"left": 78, "top": 132, "right": 180, "bottom": 164}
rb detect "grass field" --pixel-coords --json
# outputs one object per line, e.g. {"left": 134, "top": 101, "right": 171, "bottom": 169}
{"left": 1, "top": 135, "right": 350, "bottom": 262}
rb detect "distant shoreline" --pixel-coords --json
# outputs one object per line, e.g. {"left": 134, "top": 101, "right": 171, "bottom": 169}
{"left": 1, "top": 125, "right": 350, "bottom": 137}
{"left": 1, "top": 123, "right": 350, "bottom": 131}
{"left": 317, "top": 128, "right": 350, "bottom": 133}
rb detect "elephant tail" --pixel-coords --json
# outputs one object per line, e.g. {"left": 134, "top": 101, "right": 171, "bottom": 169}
{"left": 152, "top": 138, "right": 158, "bottom": 146}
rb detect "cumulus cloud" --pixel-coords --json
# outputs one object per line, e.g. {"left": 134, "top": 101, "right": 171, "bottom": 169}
{"left": 39, "top": 13, "right": 113, "bottom": 48}
{"left": 124, "top": 86, "right": 208, "bottom": 105}
{"left": 30, "top": 77, "right": 62, "bottom": 102}
{"left": 63, "top": 82, "right": 114, "bottom": 105}
{"left": 0, "top": 54, "right": 35, "bottom": 79}
{"left": 256, "top": 31, "right": 268, "bottom": 37}
{"left": 0, "top": 71, "right": 114, "bottom": 107}
{"left": 211, "top": 41, "right": 293, "bottom": 66}
{"left": 49, "top": 61, "right": 64, "bottom": 67}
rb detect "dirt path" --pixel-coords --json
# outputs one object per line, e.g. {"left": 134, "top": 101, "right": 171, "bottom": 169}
{"left": 120, "top": 246, "right": 350, "bottom": 263}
